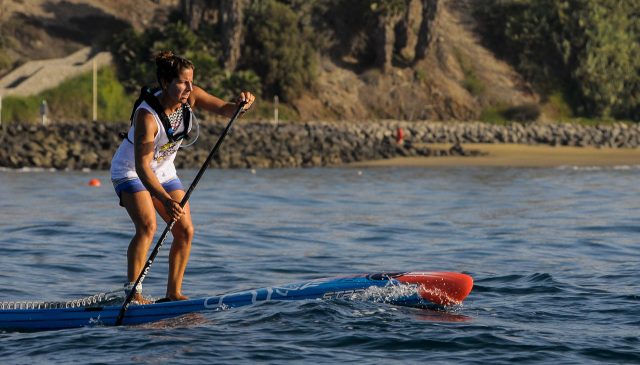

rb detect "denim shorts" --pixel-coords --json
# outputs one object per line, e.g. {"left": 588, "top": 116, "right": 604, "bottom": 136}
{"left": 112, "top": 177, "right": 184, "bottom": 206}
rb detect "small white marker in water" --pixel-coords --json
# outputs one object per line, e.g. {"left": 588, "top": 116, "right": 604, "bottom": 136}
{"left": 251, "top": 169, "right": 257, "bottom": 174}
{"left": 357, "top": 170, "right": 363, "bottom": 176}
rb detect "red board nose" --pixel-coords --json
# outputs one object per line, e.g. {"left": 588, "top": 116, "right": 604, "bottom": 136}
{"left": 396, "top": 272, "right": 473, "bottom": 306}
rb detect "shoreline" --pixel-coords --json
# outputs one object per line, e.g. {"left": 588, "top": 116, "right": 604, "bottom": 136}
{"left": 2, "top": 143, "right": 637, "bottom": 171}
{"left": 349, "top": 143, "right": 640, "bottom": 168}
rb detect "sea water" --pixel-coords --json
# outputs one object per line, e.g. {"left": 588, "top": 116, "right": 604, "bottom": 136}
{"left": 0, "top": 165, "right": 638, "bottom": 364}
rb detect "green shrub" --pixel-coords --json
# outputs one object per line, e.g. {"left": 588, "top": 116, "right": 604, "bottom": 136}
{"left": 475, "top": 0, "right": 640, "bottom": 121}
{"left": 243, "top": 0, "right": 317, "bottom": 102}
{"left": 479, "top": 105, "right": 508, "bottom": 125}
{"left": 452, "top": 47, "right": 485, "bottom": 96}
{"left": 502, "top": 103, "right": 540, "bottom": 122}
{"left": 414, "top": 69, "right": 427, "bottom": 84}
{"left": 220, "top": 70, "right": 262, "bottom": 101}
{"left": 1, "top": 66, "right": 131, "bottom": 124}
{"left": 480, "top": 103, "right": 540, "bottom": 124}
{"left": 542, "top": 91, "right": 573, "bottom": 121}
{"left": 249, "top": 96, "right": 299, "bottom": 122}
{"left": 462, "top": 75, "right": 484, "bottom": 97}
{"left": 1, "top": 96, "right": 41, "bottom": 124}
{"left": 110, "top": 22, "right": 223, "bottom": 94}
{"left": 96, "top": 67, "right": 134, "bottom": 121}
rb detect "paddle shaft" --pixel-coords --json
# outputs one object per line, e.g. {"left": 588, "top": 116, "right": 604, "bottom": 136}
{"left": 116, "top": 102, "right": 247, "bottom": 326}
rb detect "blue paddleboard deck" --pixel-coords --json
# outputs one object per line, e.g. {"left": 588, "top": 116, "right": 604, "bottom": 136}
{"left": 0, "top": 272, "right": 473, "bottom": 331}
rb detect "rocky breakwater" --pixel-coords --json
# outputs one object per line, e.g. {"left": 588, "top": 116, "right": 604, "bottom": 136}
{"left": 0, "top": 120, "right": 638, "bottom": 170}
{"left": 0, "top": 122, "right": 123, "bottom": 170}
{"left": 175, "top": 121, "right": 457, "bottom": 169}
{"left": 0, "top": 121, "right": 436, "bottom": 170}
{"left": 405, "top": 121, "right": 640, "bottom": 147}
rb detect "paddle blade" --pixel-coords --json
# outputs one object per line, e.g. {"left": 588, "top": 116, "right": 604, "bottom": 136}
{"left": 396, "top": 272, "right": 473, "bottom": 306}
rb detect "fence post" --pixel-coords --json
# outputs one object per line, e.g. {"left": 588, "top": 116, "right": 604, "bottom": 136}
{"left": 274, "top": 95, "right": 279, "bottom": 125}
{"left": 93, "top": 58, "right": 97, "bottom": 121}
{"left": 40, "top": 100, "right": 48, "bottom": 125}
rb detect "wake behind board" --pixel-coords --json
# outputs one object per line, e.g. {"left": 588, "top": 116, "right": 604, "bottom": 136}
{"left": 0, "top": 272, "right": 472, "bottom": 331}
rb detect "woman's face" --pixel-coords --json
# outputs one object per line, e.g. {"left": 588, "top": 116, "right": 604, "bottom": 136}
{"left": 165, "top": 67, "right": 194, "bottom": 104}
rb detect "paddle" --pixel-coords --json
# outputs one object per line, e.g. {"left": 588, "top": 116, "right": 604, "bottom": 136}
{"left": 115, "top": 101, "right": 247, "bottom": 326}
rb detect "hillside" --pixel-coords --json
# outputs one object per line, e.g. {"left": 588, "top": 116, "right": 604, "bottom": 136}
{"left": 297, "top": 0, "right": 538, "bottom": 121}
{"left": 0, "top": 0, "right": 539, "bottom": 122}
{"left": 0, "top": 0, "right": 176, "bottom": 60}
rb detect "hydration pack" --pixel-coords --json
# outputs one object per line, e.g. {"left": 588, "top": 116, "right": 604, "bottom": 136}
{"left": 121, "top": 86, "right": 191, "bottom": 143}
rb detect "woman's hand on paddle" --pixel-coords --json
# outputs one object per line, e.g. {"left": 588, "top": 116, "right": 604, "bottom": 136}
{"left": 162, "top": 197, "right": 184, "bottom": 221}
{"left": 236, "top": 91, "right": 255, "bottom": 112}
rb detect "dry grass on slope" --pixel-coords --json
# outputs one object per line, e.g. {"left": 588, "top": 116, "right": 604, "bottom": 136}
{"left": 295, "top": 0, "right": 539, "bottom": 122}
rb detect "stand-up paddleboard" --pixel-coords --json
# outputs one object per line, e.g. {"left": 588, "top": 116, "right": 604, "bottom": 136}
{"left": 0, "top": 272, "right": 472, "bottom": 331}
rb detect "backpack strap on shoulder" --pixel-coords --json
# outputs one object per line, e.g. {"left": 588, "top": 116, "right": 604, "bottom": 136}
{"left": 180, "top": 103, "right": 191, "bottom": 139}
{"left": 139, "top": 87, "right": 173, "bottom": 137}
{"left": 123, "top": 86, "right": 190, "bottom": 143}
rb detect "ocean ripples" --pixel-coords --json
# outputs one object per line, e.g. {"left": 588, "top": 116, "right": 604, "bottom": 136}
{"left": 1, "top": 168, "right": 639, "bottom": 363}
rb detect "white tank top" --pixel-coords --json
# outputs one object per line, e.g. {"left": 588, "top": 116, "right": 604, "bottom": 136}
{"left": 110, "top": 98, "right": 192, "bottom": 184}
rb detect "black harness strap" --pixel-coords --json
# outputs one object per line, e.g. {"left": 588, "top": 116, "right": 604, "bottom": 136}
{"left": 121, "top": 86, "right": 191, "bottom": 143}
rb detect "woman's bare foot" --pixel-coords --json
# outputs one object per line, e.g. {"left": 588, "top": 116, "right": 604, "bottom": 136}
{"left": 132, "top": 293, "right": 154, "bottom": 305}
{"left": 166, "top": 293, "right": 189, "bottom": 301}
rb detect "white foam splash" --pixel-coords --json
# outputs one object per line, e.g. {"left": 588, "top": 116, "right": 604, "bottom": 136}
{"left": 0, "top": 288, "right": 122, "bottom": 310}
{"left": 339, "top": 283, "right": 466, "bottom": 309}
{"left": 420, "top": 286, "right": 464, "bottom": 306}
{"left": 352, "top": 283, "right": 421, "bottom": 304}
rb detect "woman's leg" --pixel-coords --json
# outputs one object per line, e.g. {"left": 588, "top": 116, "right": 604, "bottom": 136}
{"left": 121, "top": 190, "right": 157, "bottom": 304}
{"left": 153, "top": 189, "right": 194, "bottom": 300}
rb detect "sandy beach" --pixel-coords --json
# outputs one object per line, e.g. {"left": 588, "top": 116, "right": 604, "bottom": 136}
{"left": 350, "top": 143, "right": 640, "bottom": 168}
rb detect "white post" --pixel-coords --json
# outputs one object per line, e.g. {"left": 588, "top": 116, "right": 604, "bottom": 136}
{"left": 92, "top": 58, "right": 97, "bottom": 121}
{"left": 274, "top": 95, "right": 279, "bottom": 125}
{"left": 40, "top": 100, "right": 47, "bottom": 126}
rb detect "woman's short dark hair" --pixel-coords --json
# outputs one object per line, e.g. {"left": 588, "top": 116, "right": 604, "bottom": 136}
{"left": 155, "top": 50, "right": 195, "bottom": 88}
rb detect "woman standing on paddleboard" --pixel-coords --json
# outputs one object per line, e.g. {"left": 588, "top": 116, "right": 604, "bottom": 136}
{"left": 110, "top": 51, "right": 255, "bottom": 304}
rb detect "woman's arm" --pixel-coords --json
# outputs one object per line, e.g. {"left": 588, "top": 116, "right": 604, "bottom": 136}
{"left": 190, "top": 85, "right": 255, "bottom": 118}
{"left": 134, "top": 109, "right": 184, "bottom": 220}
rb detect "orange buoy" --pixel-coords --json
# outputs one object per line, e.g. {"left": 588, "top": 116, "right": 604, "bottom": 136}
{"left": 88, "top": 178, "right": 101, "bottom": 187}
{"left": 396, "top": 127, "right": 404, "bottom": 144}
